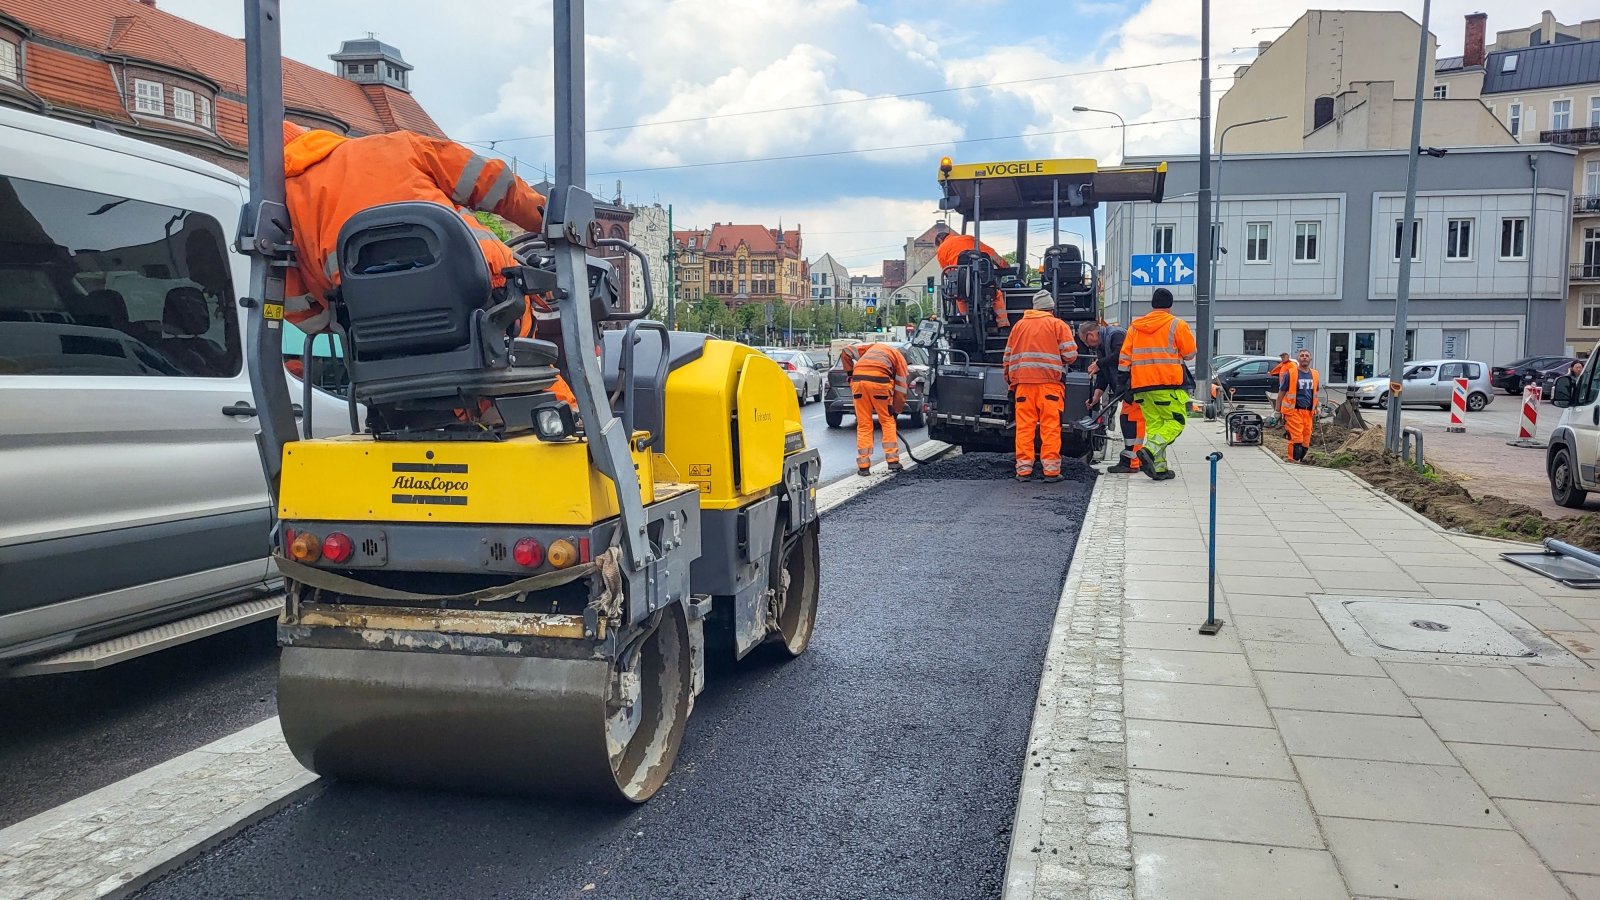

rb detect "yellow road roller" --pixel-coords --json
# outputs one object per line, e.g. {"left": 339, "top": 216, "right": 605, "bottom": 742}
{"left": 237, "top": 0, "right": 820, "bottom": 802}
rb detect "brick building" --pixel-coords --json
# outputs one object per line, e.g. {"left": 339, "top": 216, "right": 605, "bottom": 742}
{"left": 673, "top": 223, "right": 807, "bottom": 306}
{"left": 0, "top": 0, "right": 444, "bottom": 176}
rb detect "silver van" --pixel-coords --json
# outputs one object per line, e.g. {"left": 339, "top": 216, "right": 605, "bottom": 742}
{"left": 0, "top": 106, "right": 345, "bottom": 674}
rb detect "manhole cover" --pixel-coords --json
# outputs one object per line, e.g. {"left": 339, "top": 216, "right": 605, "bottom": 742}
{"left": 1312, "top": 595, "right": 1582, "bottom": 667}
{"left": 1410, "top": 620, "right": 1450, "bottom": 632}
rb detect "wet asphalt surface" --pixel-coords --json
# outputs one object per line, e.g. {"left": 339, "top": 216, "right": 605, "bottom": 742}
{"left": 135, "top": 454, "right": 1094, "bottom": 900}
{"left": 0, "top": 621, "right": 280, "bottom": 827}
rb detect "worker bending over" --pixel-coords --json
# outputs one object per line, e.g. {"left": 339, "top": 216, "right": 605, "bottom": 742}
{"left": 279, "top": 123, "right": 575, "bottom": 407}
{"left": 1118, "top": 288, "right": 1196, "bottom": 481}
{"left": 1280, "top": 348, "right": 1321, "bottom": 463}
{"left": 840, "top": 341, "right": 910, "bottom": 476}
{"left": 934, "top": 232, "right": 1010, "bottom": 328}
{"left": 1080, "top": 320, "right": 1143, "bottom": 474}
{"left": 1004, "top": 291, "right": 1079, "bottom": 481}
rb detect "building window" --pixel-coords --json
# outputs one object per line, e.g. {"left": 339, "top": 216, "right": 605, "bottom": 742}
{"left": 197, "top": 96, "right": 212, "bottom": 128}
{"left": 1151, "top": 224, "right": 1175, "bottom": 254}
{"left": 1499, "top": 217, "right": 1527, "bottom": 260}
{"left": 1393, "top": 219, "right": 1420, "bottom": 262}
{"left": 1552, "top": 99, "right": 1573, "bottom": 132}
{"left": 1293, "top": 221, "right": 1319, "bottom": 262}
{"left": 1584, "top": 294, "right": 1600, "bottom": 329}
{"left": 1245, "top": 222, "right": 1270, "bottom": 263}
{"left": 1502, "top": 54, "right": 1518, "bottom": 73}
{"left": 1591, "top": 96, "right": 1600, "bottom": 128}
{"left": 1586, "top": 160, "right": 1600, "bottom": 198}
{"left": 1446, "top": 218, "right": 1473, "bottom": 260}
{"left": 738, "top": 260, "right": 746, "bottom": 274}
{"left": 0, "top": 40, "right": 17, "bottom": 83}
{"left": 1432, "top": 84, "right": 1448, "bottom": 99}
{"left": 1243, "top": 329, "right": 1266, "bottom": 355}
{"left": 172, "top": 88, "right": 195, "bottom": 123}
{"left": 133, "top": 79, "right": 163, "bottom": 115}
{"left": 1509, "top": 103, "right": 1521, "bottom": 138}
{"left": 347, "top": 64, "right": 360, "bottom": 75}
{"left": 362, "top": 63, "right": 375, "bottom": 74}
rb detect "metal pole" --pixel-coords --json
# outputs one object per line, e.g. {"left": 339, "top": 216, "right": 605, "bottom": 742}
{"left": 666, "top": 203, "right": 677, "bottom": 330}
{"left": 1384, "top": 0, "right": 1432, "bottom": 455}
{"left": 1210, "top": 129, "right": 1226, "bottom": 328}
{"left": 1199, "top": 450, "right": 1225, "bottom": 635}
{"left": 1072, "top": 106, "right": 1127, "bottom": 163}
{"left": 1195, "top": 0, "right": 1214, "bottom": 386}
{"left": 553, "top": 0, "right": 584, "bottom": 192}
{"left": 1525, "top": 153, "right": 1538, "bottom": 355}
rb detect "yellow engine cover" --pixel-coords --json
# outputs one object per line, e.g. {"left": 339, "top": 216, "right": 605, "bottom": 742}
{"left": 277, "top": 433, "right": 656, "bottom": 526}
{"left": 660, "top": 339, "right": 803, "bottom": 510}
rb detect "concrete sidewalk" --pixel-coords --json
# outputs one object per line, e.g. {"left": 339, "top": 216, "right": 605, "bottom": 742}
{"left": 1009, "top": 417, "right": 1600, "bottom": 900}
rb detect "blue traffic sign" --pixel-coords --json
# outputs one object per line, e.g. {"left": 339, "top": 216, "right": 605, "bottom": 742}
{"left": 1130, "top": 253, "right": 1196, "bottom": 287}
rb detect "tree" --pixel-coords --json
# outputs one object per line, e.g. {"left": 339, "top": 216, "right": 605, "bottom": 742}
{"left": 474, "top": 210, "right": 511, "bottom": 241}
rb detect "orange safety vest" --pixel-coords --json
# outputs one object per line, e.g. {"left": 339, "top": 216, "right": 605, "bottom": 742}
{"left": 1117, "top": 310, "right": 1196, "bottom": 392}
{"left": 281, "top": 123, "right": 548, "bottom": 334}
{"left": 1003, "top": 310, "right": 1079, "bottom": 385}
{"left": 841, "top": 342, "right": 910, "bottom": 406}
{"left": 1279, "top": 363, "right": 1321, "bottom": 413}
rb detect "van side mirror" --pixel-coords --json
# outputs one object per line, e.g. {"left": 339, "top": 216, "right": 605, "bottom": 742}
{"left": 1552, "top": 375, "right": 1576, "bottom": 408}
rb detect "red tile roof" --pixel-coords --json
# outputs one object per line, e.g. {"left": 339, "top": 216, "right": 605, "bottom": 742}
{"left": 0, "top": 0, "right": 443, "bottom": 145}
{"left": 704, "top": 223, "right": 803, "bottom": 257}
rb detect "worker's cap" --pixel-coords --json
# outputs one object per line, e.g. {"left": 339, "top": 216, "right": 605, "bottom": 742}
{"left": 1151, "top": 287, "right": 1174, "bottom": 309}
{"left": 1032, "top": 290, "right": 1054, "bottom": 310}
{"left": 282, "top": 121, "right": 308, "bottom": 144}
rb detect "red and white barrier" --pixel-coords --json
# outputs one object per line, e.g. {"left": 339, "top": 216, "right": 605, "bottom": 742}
{"left": 1508, "top": 384, "right": 1548, "bottom": 448}
{"left": 1447, "top": 377, "right": 1467, "bottom": 433}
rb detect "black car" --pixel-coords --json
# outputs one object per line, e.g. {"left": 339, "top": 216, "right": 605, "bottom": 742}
{"left": 1213, "top": 356, "right": 1282, "bottom": 401}
{"left": 1492, "top": 357, "right": 1572, "bottom": 395}
{"left": 823, "top": 342, "right": 929, "bottom": 429}
{"left": 1534, "top": 358, "right": 1584, "bottom": 400}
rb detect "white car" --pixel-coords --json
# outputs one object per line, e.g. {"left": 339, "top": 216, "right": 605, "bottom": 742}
{"left": 1347, "top": 360, "right": 1493, "bottom": 412}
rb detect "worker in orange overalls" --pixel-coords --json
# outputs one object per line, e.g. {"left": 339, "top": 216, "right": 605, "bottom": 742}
{"left": 1117, "top": 288, "right": 1196, "bottom": 481}
{"left": 1003, "top": 291, "right": 1079, "bottom": 481}
{"left": 1080, "top": 320, "right": 1144, "bottom": 474}
{"left": 1267, "top": 352, "right": 1293, "bottom": 430}
{"left": 279, "top": 122, "right": 576, "bottom": 407}
{"left": 1279, "top": 348, "right": 1321, "bottom": 463}
{"left": 840, "top": 341, "right": 910, "bottom": 476}
{"left": 934, "top": 232, "right": 1010, "bottom": 328}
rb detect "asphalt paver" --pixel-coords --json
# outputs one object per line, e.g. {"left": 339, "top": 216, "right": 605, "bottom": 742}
{"left": 136, "top": 455, "right": 1093, "bottom": 900}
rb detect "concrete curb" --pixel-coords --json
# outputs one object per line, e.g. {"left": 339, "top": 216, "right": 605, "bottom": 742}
{"left": 0, "top": 439, "right": 955, "bottom": 900}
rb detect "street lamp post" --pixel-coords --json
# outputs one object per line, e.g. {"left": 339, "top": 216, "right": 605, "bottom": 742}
{"left": 1209, "top": 115, "right": 1288, "bottom": 326}
{"left": 1384, "top": 0, "right": 1434, "bottom": 454}
{"left": 1072, "top": 106, "right": 1127, "bottom": 162}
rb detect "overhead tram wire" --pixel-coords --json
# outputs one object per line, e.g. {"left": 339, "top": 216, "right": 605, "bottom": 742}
{"left": 461, "top": 56, "right": 1200, "bottom": 148}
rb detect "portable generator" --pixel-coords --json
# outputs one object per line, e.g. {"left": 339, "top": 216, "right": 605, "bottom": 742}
{"left": 1225, "top": 409, "right": 1263, "bottom": 446}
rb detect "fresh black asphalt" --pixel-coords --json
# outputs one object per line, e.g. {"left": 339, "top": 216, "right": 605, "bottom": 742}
{"left": 134, "top": 454, "right": 1094, "bottom": 900}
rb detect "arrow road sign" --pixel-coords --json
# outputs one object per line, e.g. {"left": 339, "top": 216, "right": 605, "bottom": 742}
{"left": 1129, "top": 253, "right": 1197, "bottom": 286}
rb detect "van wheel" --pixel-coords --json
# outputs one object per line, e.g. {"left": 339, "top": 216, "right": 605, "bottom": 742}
{"left": 1467, "top": 392, "right": 1488, "bottom": 412}
{"left": 825, "top": 409, "right": 844, "bottom": 429}
{"left": 1551, "top": 446, "right": 1589, "bottom": 509}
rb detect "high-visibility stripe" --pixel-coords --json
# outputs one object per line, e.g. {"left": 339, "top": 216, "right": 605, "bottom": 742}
{"left": 1010, "top": 351, "right": 1068, "bottom": 362}
{"left": 323, "top": 253, "right": 338, "bottom": 280}
{"left": 296, "top": 305, "right": 334, "bottom": 333}
{"left": 284, "top": 295, "right": 314, "bottom": 313}
{"left": 453, "top": 155, "right": 489, "bottom": 205}
{"left": 480, "top": 167, "right": 514, "bottom": 211}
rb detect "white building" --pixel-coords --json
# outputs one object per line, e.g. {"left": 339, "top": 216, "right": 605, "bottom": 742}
{"left": 849, "top": 274, "right": 885, "bottom": 309}
{"left": 809, "top": 253, "right": 850, "bottom": 305}
{"left": 626, "top": 203, "right": 671, "bottom": 314}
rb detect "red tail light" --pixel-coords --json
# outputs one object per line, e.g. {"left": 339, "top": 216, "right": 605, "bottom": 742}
{"left": 322, "top": 532, "right": 354, "bottom": 563}
{"left": 513, "top": 538, "right": 543, "bottom": 567}
{"left": 782, "top": 361, "right": 797, "bottom": 371}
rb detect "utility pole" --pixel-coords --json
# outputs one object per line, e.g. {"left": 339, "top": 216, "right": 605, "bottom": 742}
{"left": 1525, "top": 154, "right": 1538, "bottom": 355}
{"left": 1384, "top": 0, "right": 1432, "bottom": 455}
{"left": 666, "top": 203, "right": 677, "bottom": 330}
{"left": 1194, "top": 0, "right": 1214, "bottom": 388}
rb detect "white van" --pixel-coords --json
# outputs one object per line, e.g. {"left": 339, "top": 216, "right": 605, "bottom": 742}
{"left": 0, "top": 106, "right": 346, "bottom": 674}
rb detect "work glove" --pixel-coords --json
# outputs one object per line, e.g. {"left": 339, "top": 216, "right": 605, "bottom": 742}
{"left": 1090, "top": 389, "right": 1103, "bottom": 409}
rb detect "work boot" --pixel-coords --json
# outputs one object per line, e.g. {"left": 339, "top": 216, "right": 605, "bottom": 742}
{"left": 857, "top": 466, "right": 872, "bottom": 477}
{"left": 1044, "top": 472, "right": 1062, "bottom": 483}
{"left": 1152, "top": 470, "right": 1177, "bottom": 481}
{"left": 1015, "top": 468, "right": 1034, "bottom": 481}
{"left": 887, "top": 460, "right": 905, "bottom": 473}
{"left": 1105, "top": 462, "right": 1138, "bottom": 474}
{"left": 1136, "top": 448, "right": 1159, "bottom": 480}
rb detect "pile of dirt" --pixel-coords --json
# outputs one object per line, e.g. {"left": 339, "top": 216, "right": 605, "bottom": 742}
{"left": 1311, "top": 425, "right": 1600, "bottom": 550}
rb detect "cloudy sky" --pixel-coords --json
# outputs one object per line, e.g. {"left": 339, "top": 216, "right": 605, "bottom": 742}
{"left": 166, "top": 0, "right": 1586, "bottom": 276}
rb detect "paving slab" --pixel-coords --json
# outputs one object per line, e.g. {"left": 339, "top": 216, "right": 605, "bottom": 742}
{"left": 1548, "top": 689, "right": 1600, "bottom": 729}
{"left": 1129, "top": 770, "right": 1322, "bottom": 849}
{"left": 1242, "top": 640, "right": 1386, "bottom": 677}
{"left": 1321, "top": 817, "right": 1571, "bottom": 900}
{"left": 1381, "top": 662, "right": 1552, "bottom": 704}
{"left": 1123, "top": 648, "right": 1253, "bottom": 687}
{"left": 1131, "top": 835, "right": 1347, "bottom": 900}
{"left": 1258, "top": 672, "right": 1418, "bottom": 716}
{"left": 1123, "top": 598, "right": 1211, "bottom": 624}
{"left": 1232, "top": 615, "right": 1340, "bottom": 646}
{"left": 1123, "top": 681, "right": 1274, "bottom": 729}
{"left": 1224, "top": 594, "right": 1322, "bottom": 620}
{"left": 1123, "top": 621, "right": 1241, "bottom": 654}
{"left": 1413, "top": 698, "right": 1600, "bottom": 750}
{"left": 1126, "top": 720, "right": 1295, "bottom": 780}
{"left": 1498, "top": 800, "right": 1600, "bottom": 876}
{"left": 1274, "top": 709, "right": 1456, "bottom": 765}
{"left": 1450, "top": 743, "right": 1600, "bottom": 804}
{"left": 1294, "top": 756, "right": 1508, "bottom": 829}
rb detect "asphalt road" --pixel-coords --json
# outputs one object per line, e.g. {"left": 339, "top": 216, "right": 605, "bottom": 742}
{"left": 136, "top": 454, "right": 1093, "bottom": 900}
{"left": 0, "top": 621, "right": 280, "bottom": 828}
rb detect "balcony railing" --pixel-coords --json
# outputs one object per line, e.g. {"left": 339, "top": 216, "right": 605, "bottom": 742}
{"left": 1575, "top": 264, "right": 1600, "bottom": 282}
{"left": 1540, "top": 126, "right": 1600, "bottom": 147}
{"left": 1577, "top": 195, "right": 1600, "bottom": 215}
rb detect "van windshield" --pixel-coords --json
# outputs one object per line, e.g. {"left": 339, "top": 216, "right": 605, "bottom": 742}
{"left": 0, "top": 175, "right": 239, "bottom": 377}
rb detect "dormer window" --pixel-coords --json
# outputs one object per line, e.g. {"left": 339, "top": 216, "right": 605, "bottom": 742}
{"left": 133, "top": 79, "right": 162, "bottom": 115}
{"left": 0, "top": 39, "right": 18, "bottom": 83}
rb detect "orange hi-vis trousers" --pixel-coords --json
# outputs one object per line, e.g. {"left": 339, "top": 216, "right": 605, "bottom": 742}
{"left": 1284, "top": 408, "right": 1313, "bottom": 461}
{"left": 853, "top": 380, "right": 899, "bottom": 469}
{"left": 1121, "top": 400, "right": 1146, "bottom": 470}
{"left": 1014, "top": 382, "right": 1065, "bottom": 477}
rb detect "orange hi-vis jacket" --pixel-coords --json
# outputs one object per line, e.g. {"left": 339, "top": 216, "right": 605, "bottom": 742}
{"left": 1117, "top": 309, "right": 1197, "bottom": 392}
{"left": 841, "top": 342, "right": 910, "bottom": 409}
{"left": 935, "top": 235, "right": 1008, "bottom": 320}
{"left": 281, "top": 124, "right": 547, "bottom": 334}
{"left": 1279, "top": 362, "right": 1321, "bottom": 413}
{"left": 1003, "top": 310, "right": 1079, "bottom": 386}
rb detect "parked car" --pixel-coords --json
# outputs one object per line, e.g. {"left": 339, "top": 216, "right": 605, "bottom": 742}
{"left": 1527, "top": 358, "right": 1581, "bottom": 400}
{"left": 1347, "top": 360, "right": 1493, "bottom": 411}
{"left": 0, "top": 105, "right": 348, "bottom": 676}
{"left": 823, "top": 341, "right": 929, "bottom": 428}
{"left": 1213, "top": 356, "right": 1281, "bottom": 401}
{"left": 1492, "top": 356, "right": 1573, "bottom": 395}
{"left": 759, "top": 347, "right": 824, "bottom": 404}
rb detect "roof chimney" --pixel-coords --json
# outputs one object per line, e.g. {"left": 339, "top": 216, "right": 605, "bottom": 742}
{"left": 1464, "top": 12, "right": 1487, "bottom": 68}
{"left": 136, "top": 0, "right": 156, "bottom": 6}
